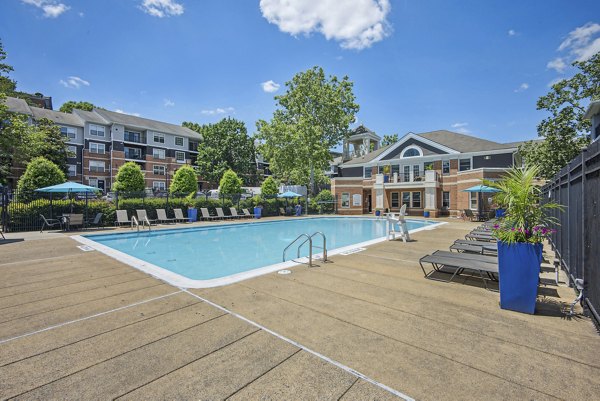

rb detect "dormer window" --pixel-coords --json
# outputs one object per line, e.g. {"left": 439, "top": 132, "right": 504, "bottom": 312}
{"left": 401, "top": 146, "right": 422, "bottom": 158}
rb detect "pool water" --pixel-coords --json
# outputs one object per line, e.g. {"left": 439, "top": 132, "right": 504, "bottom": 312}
{"left": 84, "top": 217, "right": 437, "bottom": 282}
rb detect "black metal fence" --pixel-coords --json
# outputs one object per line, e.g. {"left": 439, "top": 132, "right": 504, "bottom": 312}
{"left": 541, "top": 139, "right": 600, "bottom": 328}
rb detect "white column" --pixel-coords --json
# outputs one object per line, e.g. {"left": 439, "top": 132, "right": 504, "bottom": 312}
{"left": 425, "top": 187, "right": 437, "bottom": 210}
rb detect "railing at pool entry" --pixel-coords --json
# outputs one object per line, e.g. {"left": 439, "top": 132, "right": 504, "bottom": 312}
{"left": 282, "top": 232, "right": 329, "bottom": 267}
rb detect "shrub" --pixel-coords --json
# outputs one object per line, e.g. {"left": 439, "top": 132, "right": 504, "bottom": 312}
{"left": 261, "top": 176, "right": 278, "bottom": 197}
{"left": 219, "top": 169, "right": 242, "bottom": 195}
{"left": 17, "top": 157, "right": 65, "bottom": 201}
{"left": 170, "top": 165, "right": 198, "bottom": 194}
{"left": 311, "top": 189, "right": 335, "bottom": 214}
{"left": 113, "top": 162, "right": 145, "bottom": 192}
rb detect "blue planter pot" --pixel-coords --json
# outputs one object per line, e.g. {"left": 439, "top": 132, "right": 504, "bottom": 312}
{"left": 495, "top": 208, "right": 506, "bottom": 218}
{"left": 253, "top": 207, "right": 262, "bottom": 219}
{"left": 187, "top": 208, "right": 197, "bottom": 223}
{"left": 497, "top": 241, "right": 543, "bottom": 314}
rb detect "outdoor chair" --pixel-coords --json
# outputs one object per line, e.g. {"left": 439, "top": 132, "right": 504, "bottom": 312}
{"left": 216, "top": 208, "right": 234, "bottom": 219}
{"left": 463, "top": 209, "right": 476, "bottom": 221}
{"left": 200, "top": 208, "right": 219, "bottom": 221}
{"left": 87, "top": 213, "right": 104, "bottom": 229}
{"left": 465, "top": 232, "right": 496, "bottom": 242}
{"left": 229, "top": 207, "right": 245, "bottom": 219}
{"left": 450, "top": 242, "right": 498, "bottom": 255}
{"left": 0, "top": 228, "right": 4, "bottom": 240}
{"left": 242, "top": 208, "right": 255, "bottom": 218}
{"left": 115, "top": 210, "right": 131, "bottom": 226}
{"left": 173, "top": 208, "right": 188, "bottom": 223}
{"left": 419, "top": 250, "right": 498, "bottom": 290}
{"left": 40, "top": 214, "right": 63, "bottom": 233}
{"left": 136, "top": 210, "right": 157, "bottom": 226}
{"left": 66, "top": 214, "right": 84, "bottom": 230}
{"left": 156, "top": 209, "right": 176, "bottom": 224}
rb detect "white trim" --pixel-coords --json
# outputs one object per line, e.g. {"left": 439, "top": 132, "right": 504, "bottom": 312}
{"left": 400, "top": 145, "right": 423, "bottom": 158}
{"left": 376, "top": 132, "right": 460, "bottom": 161}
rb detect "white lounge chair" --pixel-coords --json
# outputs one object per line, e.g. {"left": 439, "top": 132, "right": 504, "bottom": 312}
{"left": 229, "top": 207, "right": 246, "bottom": 219}
{"left": 216, "top": 207, "right": 234, "bottom": 219}
{"left": 136, "top": 209, "right": 157, "bottom": 226}
{"left": 173, "top": 208, "right": 188, "bottom": 223}
{"left": 40, "top": 214, "right": 63, "bottom": 232}
{"left": 200, "top": 208, "right": 219, "bottom": 221}
{"left": 156, "top": 209, "right": 176, "bottom": 224}
{"left": 115, "top": 210, "right": 131, "bottom": 226}
{"left": 242, "top": 208, "right": 255, "bottom": 218}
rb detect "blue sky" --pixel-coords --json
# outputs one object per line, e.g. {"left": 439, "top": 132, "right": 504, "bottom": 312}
{"left": 1, "top": 0, "right": 599, "bottom": 144}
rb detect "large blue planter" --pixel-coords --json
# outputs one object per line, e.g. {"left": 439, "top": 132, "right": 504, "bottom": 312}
{"left": 187, "top": 208, "right": 197, "bottom": 223}
{"left": 497, "top": 241, "right": 543, "bottom": 314}
{"left": 253, "top": 207, "right": 262, "bottom": 219}
{"left": 495, "top": 208, "right": 506, "bottom": 218}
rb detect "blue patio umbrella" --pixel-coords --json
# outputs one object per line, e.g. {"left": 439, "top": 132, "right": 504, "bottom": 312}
{"left": 36, "top": 182, "right": 99, "bottom": 218}
{"left": 462, "top": 185, "right": 501, "bottom": 220}
{"left": 277, "top": 191, "right": 303, "bottom": 198}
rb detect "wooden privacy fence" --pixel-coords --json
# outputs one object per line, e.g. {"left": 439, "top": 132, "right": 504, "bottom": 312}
{"left": 542, "top": 139, "right": 600, "bottom": 328}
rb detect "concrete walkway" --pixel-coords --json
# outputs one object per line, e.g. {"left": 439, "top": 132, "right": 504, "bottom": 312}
{"left": 0, "top": 219, "right": 598, "bottom": 400}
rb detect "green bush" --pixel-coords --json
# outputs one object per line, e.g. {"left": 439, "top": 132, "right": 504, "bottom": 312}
{"left": 170, "top": 165, "right": 198, "bottom": 194}
{"left": 261, "top": 176, "right": 278, "bottom": 196}
{"left": 113, "top": 162, "right": 145, "bottom": 192}
{"left": 17, "top": 157, "right": 66, "bottom": 201}
{"left": 219, "top": 169, "right": 242, "bottom": 195}
{"left": 311, "top": 190, "right": 335, "bottom": 214}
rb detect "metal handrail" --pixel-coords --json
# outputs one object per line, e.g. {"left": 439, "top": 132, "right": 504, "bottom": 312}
{"left": 131, "top": 216, "right": 139, "bottom": 232}
{"left": 143, "top": 216, "right": 152, "bottom": 231}
{"left": 283, "top": 233, "right": 313, "bottom": 267}
{"left": 297, "top": 231, "right": 327, "bottom": 263}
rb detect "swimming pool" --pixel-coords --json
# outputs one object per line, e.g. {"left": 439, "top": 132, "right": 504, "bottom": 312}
{"left": 75, "top": 217, "right": 442, "bottom": 288}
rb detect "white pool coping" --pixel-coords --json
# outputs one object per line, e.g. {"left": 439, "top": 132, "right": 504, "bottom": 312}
{"left": 72, "top": 217, "right": 446, "bottom": 289}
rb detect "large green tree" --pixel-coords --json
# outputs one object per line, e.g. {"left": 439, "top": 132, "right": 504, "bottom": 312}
{"left": 519, "top": 52, "right": 599, "bottom": 179}
{"left": 381, "top": 134, "right": 399, "bottom": 147}
{"left": 28, "top": 118, "right": 70, "bottom": 175}
{"left": 256, "top": 66, "right": 359, "bottom": 194}
{"left": 0, "top": 97, "right": 30, "bottom": 184}
{"left": 59, "top": 101, "right": 96, "bottom": 113}
{"left": 183, "top": 118, "right": 257, "bottom": 186}
{"left": 0, "top": 39, "right": 16, "bottom": 94}
{"left": 113, "top": 162, "right": 145, "bottom": 192}
{"left": 17, "top": 157, "right": 66, "bottom": 198}
{"left": 170, "top": 165, "right": 198, "bottom": 194}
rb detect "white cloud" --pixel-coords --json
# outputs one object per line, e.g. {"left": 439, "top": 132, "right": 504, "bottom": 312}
{"left": 21, "top": 0, "right": 70, "bottom": 18}
{"left": 551, "top": 22, "right": 600, "bottom": 67}
{"left": 514, "top": 83, "right": 529, "bottom": 93}
{"left": 451, "top": 122, "right": 471, "bottom": 134}
{"left": 163, "top": 98, "right": 175, "bottom": 107}
{"left": 261, "top": 80, "right": 280, "bottom": 93}
{"left": 508, "top": 29, "right": 517, "bottom": 36}
{"left": 115, "top": 109, "right": 141, "bottom": 117}
{"left": 547, "top": 57, "right": 567, "bottom": 73}
{"left": 140, "top": 0, "right": 184, "bottom": 18}
{"left": 201, "top": 107, "right": 235, "bottom": 115}
{"left": 259, "top": 0, "right": 392, "bottom": 50}
{"left": 59, "top": 76, "right": 90, "bottom": 89}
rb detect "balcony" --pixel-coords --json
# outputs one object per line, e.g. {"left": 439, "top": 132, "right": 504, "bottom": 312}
{"left": 375, "top": 170, "right": 439, "bottom": 187}
{"left": 124, "top": 148, "right": 145, "bottom": 160}
{"left": 123, "top": 132, "right": 145, "bottom": 144}
{"left": 189, "top": 141, "right": 199, "bottom": 152}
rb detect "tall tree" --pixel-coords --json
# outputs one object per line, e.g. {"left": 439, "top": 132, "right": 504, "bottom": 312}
{"left": 381, "top": 134, "right": 399, "bottom": 147}
{"left": 59, "top": 101, "right": 96, "bottom": 113}
{"left": 0, "top": 39, "right": 16, "bottom": 94}
{"left": 519, "top": 52, "right": 599, "bottom": 179}
{"left": 256, "top": 66, "right": 359, "bottom": 194}
{"left": 0, "top": 96, "right": 31, "bottom": 184}
{"left": 28, "top": 118, "right": 70, "bottom": 175}
{"left": 183, "top": 118, "right": 257, "bottom": 186}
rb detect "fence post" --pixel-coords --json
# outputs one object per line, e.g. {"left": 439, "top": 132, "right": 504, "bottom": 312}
{"left": 115, "top": 191, "right": 119, "bottom": 210}
{"left": 581, "top": 148, "right": 586, "bottom": 301}
{"left": 166, "top": 191, "right": 170, "bottom": 211}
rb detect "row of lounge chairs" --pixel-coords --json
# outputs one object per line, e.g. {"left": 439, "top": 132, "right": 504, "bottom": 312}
{"left": 115, "top": 207, "right": 255, "bottom": 226}
{"left": 419, "top": 221, "right": 500, "bottom": 290}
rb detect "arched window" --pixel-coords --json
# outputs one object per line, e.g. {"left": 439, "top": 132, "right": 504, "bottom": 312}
{"left": 402, "top": 147, "right": 421, "bottom": 158}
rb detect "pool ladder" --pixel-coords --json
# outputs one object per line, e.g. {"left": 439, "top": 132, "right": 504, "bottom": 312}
{"left": 282, "top": 232, "right": 327, "bottom": 267}
{"left": 131, "top": 216, "right": 151, "bottom": 232}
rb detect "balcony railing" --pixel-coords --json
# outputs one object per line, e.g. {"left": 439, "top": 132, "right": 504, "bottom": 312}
{"left": 124, "top": 149, "right": 145, "bottom": 160}
{"left": 376, "top": 170, "right": 438, "bottom": 184}
{"left": 123, "top": 132, "right": 145, "bottom": 143}
{"left": 189, "top": 142, "right": 199, "bottom": 152}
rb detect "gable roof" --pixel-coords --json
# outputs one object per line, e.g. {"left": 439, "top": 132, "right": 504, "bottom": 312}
{"left": 417, "top": 130, "right": 508, "bottom": 152}
{"left": 93, "top": 109, "right": 201, "bottom": 139}
{"left": 30, "top": 107, "right": 84, "bottom": 127}
{"left": 2, "top": 97, "right": 32, "bottom": 115}
{"left": 72, "top": 109, "right": 110, "bottom": 125}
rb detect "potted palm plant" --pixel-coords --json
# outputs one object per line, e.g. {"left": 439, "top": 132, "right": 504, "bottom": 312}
{"left": 487, "top": 166, "right": 561, "bottom": 314}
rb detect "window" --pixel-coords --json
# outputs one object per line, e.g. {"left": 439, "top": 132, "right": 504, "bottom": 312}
{"left": 442, "top": 160, "right": 450, "bottom": 175}
{"left": 67, "top": 145, "right": 77, "bottom": 157}
{"left": 413, "top": 165, "right": 421, "bottom": 180}
{"left": 412, "top": 192, "right": 421, "bottom": 208}
{"left": 153, "top": 132, "right": 165, "bottom": 143}
{"left": 459, "top": 158, "right": 471, "bottom": 171}
{"left": 89, "top": 160, "right": 105, "bottom": 173}
{"left": 402, "top": 192, "right": 411, "bottom": 207}
{"left": 391, "top": 192, "right": 399, "bottom": 208}
{"left": 175, "top": 136, "right": 184, "bottom": 146}
{"left": 341, "top": 193, "right": 350, "bottom": 208}
{"left": 153, "top": 165, "right": 166, "bottom": 175}
{"left": 442, "top": 191, "right": 450, "bottom": 208}
{"left": 391, "top": 164, "right": 399, "bottom": 176}
{"left": 402, "top": 147, "right": 421, "bottom": 158}
{"left": 364, "top": 166, "right": 372, "bottom": 178}
{"left": 89, "top": 124, "right": 105, "bottom": 137}
{"left": 89, "top": 142, "right": 105, "bottom": 154}
{"left": 88, "top": 178, "right": 98, "bottom": 188}
{"left": 175, "top": 151, "right": 186, "bottom": 163}
{"left": 153, "top": 181, "right": 166, "bottom": 191}
{"left": 403, "top": 165, "right": 410, "bottom": 182}
{"left": 153, "top": 148, "right": 166, "bottom": 159}
{"left": 68, "top": 165, "right": 77, "bottom": 177}
{"left": 378, "top": 165, "right": 384, "bottom": 174}
{"left": 60, "top": 126, "right": 76, "bottom": 139}
{"left": 470, "top": 192, "right": 478, "bottom": 209}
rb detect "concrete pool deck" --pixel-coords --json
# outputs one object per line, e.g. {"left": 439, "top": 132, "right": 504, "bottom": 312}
{"left": 0, "top": 218, "right": 598, "bottom": 400}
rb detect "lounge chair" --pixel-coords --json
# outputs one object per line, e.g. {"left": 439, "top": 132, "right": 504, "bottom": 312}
{"left": 173, "top": 208, "right": 188, "bottom": 223}
{"left": 242, "top": 208, "right": 255, "bottom": 218}
{"left": 216, "top": 207, "right": 234, "bottom": 219}
{"left": 229, "top": 207, "right": 247, "bottom": 219}
{"left": 136, "top": 210, "right": 156, "bottom": 226}
{"left": 40, "top": 214, "right": 63, "bottom": 233}
{"left": 156, "top": 209, "right": 176, "bottom": 224}
{"left": 87, "top": 213, "right": 104, "bottom": 229}
{"left": 419, "top": 251, "right": 498, "bottom": 290}
{"left": 450, "top": 242, "right": 498, "bottom": 255}
{"left": 465, "top": 231, "right": 496, "bottom": 241}
{"left": 115, "top": 210, "right": 131, "bottom": 226}
{"left": 200, "top": 208, "right": 219, "bottom": 221}
{"left": 279, "top": 207, "right": 287, "bottom": 216}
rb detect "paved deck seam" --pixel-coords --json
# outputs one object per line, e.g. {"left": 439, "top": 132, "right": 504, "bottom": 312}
{"left": 0, "top": 290, "right": 182, "bottom": 345}
{"left": 242, "top": 283, "right": 563, "bottom": 400}
{"left": 9, "top": 313, "right": 230, "bottom": 400}
{"left": 1, "top": 300, "right": 202, "bottom": 367}
{"left": 0, "top": 265, "right": 126, "bottom": 289}
{"left": 180, "top": 288, "right": 415, "bottom": 401}
{"left": 336, "top": 377, "right": 360, "bottom": 401}
{"left": 0, "top": 254, "right": 81, "bottom": 268}
{"left": 0, "top": 281, "right": 166, "bottom": 325}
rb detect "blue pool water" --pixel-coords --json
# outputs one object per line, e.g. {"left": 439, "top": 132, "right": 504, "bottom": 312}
{"left": 85, "top": 217, "right": 436, "bottom": 281}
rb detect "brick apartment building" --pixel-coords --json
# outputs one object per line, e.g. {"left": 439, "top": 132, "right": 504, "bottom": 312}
{"left": 3, "top": 97, "right": 202, "bottom": 192}
{"left": 331, "top": 126, "right": 532, "bottom": 217}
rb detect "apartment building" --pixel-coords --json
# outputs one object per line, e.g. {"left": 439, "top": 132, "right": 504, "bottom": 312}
{"left": 332, "top": 126, "right": 532, "bottom": 217}
{"left": 3, "top": 97, "right": 202, "bottom": 191}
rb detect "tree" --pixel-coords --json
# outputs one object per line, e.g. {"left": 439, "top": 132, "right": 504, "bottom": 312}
{"left": 17, "top": 157, "right": 65, "bottom": 197}
{"left": 170, "top": 165, "right": 198, "bottom": 194}
{"left": 59, "top": 101, "right": 96, "bottom": 113}
{"left": 219, "top": 169, "right": 242, "bottom": 195}
{"left": 113, "top": 162, "right": 145, "bottom": 192}
{"left": 0, "top": 96, "right": 31, "bottom": 184}
{"left": 0, "top": 39, "right": 16, "bottom": 94}
{"left": 260, "top": 176, "right": 278, "bottom": 197}
{"left": 256, "top": 66, "right": 359, "bottom": 194}
{"left": 28, "top": 118, "right": 70, "bottom": 175}
{"left": 519, "top": 52, "right": 599, "bottom": 179}
{"left": 183, "top": 118, "right": 257, "bottom": 186}
{"left": 381, "top": 134, "right": 399, "bottom": 147}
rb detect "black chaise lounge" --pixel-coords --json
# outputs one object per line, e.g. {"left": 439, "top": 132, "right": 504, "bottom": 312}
{"left": 450, "top": 239, "right": 498, "bottom": 255}
{"left": 419, "top": 250, "right": 498, "bottom": 290}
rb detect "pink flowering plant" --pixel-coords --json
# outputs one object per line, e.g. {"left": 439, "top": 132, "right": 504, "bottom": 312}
{"left": 485, "top": 165, "right": 562, "bottom": 244}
